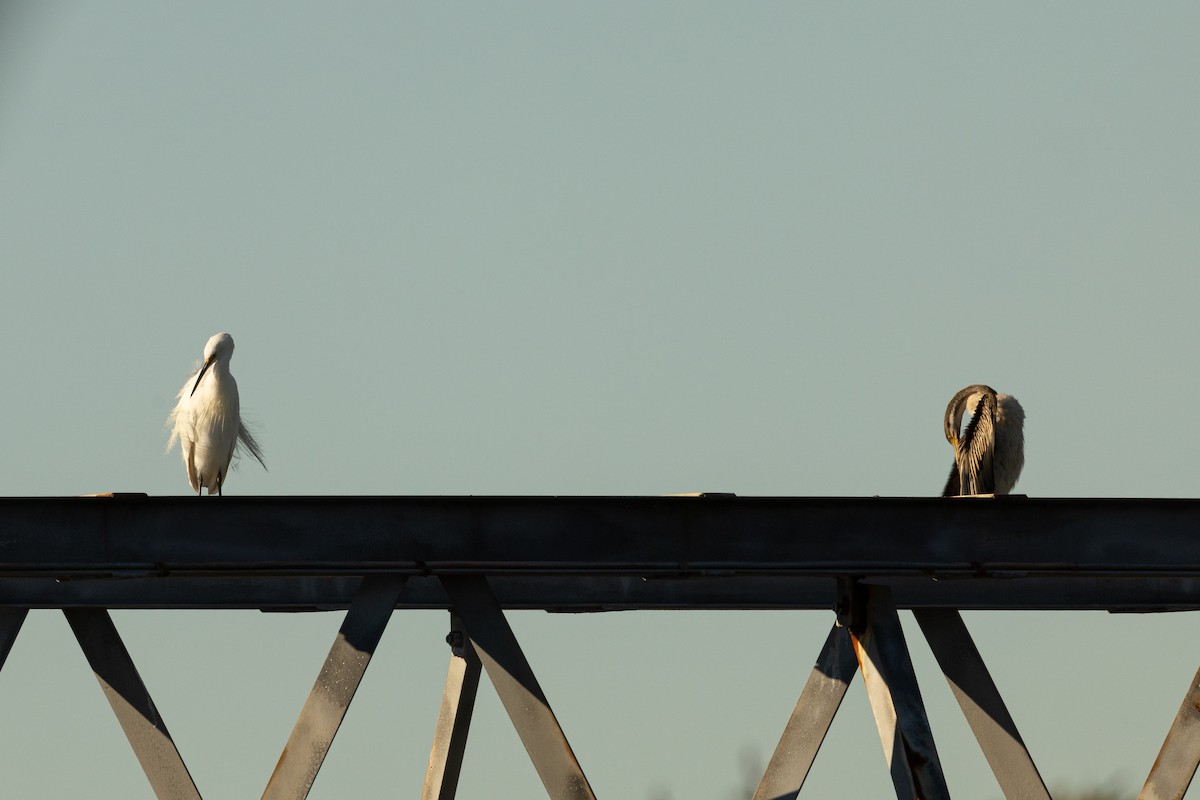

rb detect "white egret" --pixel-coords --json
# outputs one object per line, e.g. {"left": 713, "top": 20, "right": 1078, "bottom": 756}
{"left": 166, "top": 332, "right": 266, "bottom": 495}
{"left": 942, "top": 384, "right": 1024, "bottom": 496}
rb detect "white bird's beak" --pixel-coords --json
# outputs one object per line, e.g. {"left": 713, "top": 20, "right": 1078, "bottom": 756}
{"left": 190, "top": 357, "right": 213, "bottom": 397}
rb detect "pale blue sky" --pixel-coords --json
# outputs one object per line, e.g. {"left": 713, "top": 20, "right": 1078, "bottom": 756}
{"left": 2, "top": 2, "right": 1199, "bottom": 797}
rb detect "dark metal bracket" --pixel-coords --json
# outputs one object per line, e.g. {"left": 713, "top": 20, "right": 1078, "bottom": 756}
{"left": 441, "top": 575, "right": 596, "bottom": 800}
{"left": 422, "top": 613, "right": 482, "bottom": 800}
{"left": 756, "top": 587, "right": 1053, "bottom": 799}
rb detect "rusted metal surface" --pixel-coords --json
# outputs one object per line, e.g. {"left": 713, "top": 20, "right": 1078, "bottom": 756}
{"left": 0, "top": 608, "right": 27, "bottom": 669}
{"left": 262, "top": 575, "right": 408, "bottom": 800}
{"left": 422, "top": 614, "right": 482, "bottom": 800}
{"left": 753, "top": 622, "right": 859, "bottom": 800}
{"left": 914, "top": 608, "right": 1051, "bottom": 800}
{"left": 1140, "top": 665, "right": 1200, "bottom": 800}
{"left": 852, "top": 586, "right": 949, "bottom": 800}
{"left": 64, "top": 608, "right": 202, "bottom": 800}
{"left": 441, "top": 575, "right": 596, "bottom": 800}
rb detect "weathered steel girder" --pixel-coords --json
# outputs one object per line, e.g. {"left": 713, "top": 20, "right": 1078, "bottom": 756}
{"left": 3, "top": 494, "right": 1200, "bottom": 611}
{"left": 1, "top": 494, "right": 1199, "bottom": 799}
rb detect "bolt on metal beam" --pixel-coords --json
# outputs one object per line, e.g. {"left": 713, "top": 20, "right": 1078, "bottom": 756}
{"left": 441, "top": 575, "right": 596, "bottom": 800}
{"left": 423, "top": 613, "right": 483, "bottom": 800}
{"left": 64, "top": 608, "right": 202, "bottom": 800}
{"left": 753, "top": 621, "right": 859, "bottom": 800}
{"left": 262, "top": 574, "right": 408, "bottom": 800}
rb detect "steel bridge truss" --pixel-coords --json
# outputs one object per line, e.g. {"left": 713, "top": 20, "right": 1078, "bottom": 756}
{"left": 2, "top": 494, "right": 1200, "bottom": 799}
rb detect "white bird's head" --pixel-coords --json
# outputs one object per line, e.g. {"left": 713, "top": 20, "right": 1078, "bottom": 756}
{"left": 204, "top": 332, "right": 235, "bottom": 361}
{"left": 190, "top": 332, "right": 236, "bottom": 396}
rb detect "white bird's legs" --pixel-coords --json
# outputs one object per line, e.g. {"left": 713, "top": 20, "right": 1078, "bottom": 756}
{"left": 193, "top": 469, "right": 226, "bottom": 496}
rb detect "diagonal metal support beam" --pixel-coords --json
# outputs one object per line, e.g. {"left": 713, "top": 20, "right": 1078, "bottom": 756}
{"left": 914, "top": 608, "right": 1050, "bottom": 800}
{"left": 753, "top": 621, "right": 859, "bottom": 800}
{"left": 262, "top": 574, "right": 408, "bottom": 800}
{"left": 1140, "top": 665, "right": 1200, "bottom": 800}
{"left": 0, "top": 608, "right": 28, "bottom": 671}
{"left": 423, "top": 613, "right": 483, "bottom": 800}
{"left": 441, "top": 575, "right": 596, "bottom": 800}
{"left": 851, "top": 586, "right": 949, "bottom": 800}
{"left": 64, "top": 608, "right": 202, "bottom": 800}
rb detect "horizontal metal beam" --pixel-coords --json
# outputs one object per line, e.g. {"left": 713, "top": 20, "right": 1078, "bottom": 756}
{"left": 2, "top": 496, "right": 1200, "bottom": 610}
{"left": 2, "top": 574, "right": 1200, "bottom": 612}
{"left": 6, "top": 495, "right": 1200, "bottom": 576}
